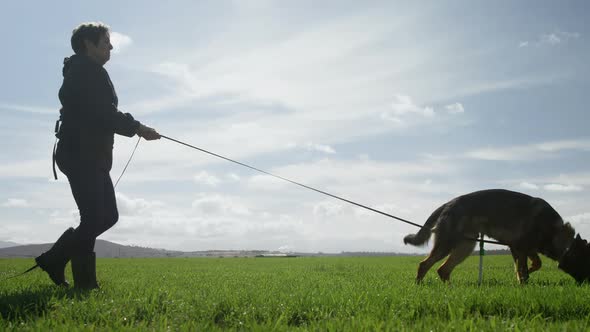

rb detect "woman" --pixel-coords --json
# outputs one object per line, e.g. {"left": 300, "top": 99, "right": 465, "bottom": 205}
{"left": 35, "top": 22, "right": 160, "bottom": 289}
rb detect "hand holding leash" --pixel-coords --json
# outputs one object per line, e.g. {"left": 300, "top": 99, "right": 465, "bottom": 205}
{"left": 137, "top": 123, "right": 161, "bottom": 140}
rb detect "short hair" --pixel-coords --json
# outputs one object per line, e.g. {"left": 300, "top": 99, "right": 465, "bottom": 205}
{"left": 70, "top": 22, "right": 110, "bottom": 55}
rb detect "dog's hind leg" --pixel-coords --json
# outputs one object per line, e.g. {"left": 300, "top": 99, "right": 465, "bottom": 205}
{"left": 437, "top": 240, "right": 476, "bottom": 283}
{"left": 528, "top": 252, "right": 542, "bottom": 274}
{"left": 416, "top": 240, "right": 451, "bottom": 283}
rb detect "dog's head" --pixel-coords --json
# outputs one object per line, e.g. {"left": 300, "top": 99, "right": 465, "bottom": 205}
{"left": 543, "top": 222, "right": 576, "bottom": 260}
{"left": 558, "top": 233, "right": 590, "bottom": 284}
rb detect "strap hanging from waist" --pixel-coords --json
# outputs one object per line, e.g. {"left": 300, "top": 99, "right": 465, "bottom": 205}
{"left": 52, "top": 118, "right": 61, "bottom": 180}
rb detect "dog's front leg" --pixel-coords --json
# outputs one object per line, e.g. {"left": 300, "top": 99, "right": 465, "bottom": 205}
{"left": 510, "top": 248, "right": 530, "bottom": 284}
{"left": 515, "top": 253, "right": 530, "bottom": 284}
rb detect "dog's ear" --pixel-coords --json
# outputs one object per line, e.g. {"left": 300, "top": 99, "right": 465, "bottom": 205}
{"left": 576, "top": 233, "right": 582, "bottom": 241}
{"left": 563, "top": 222, "right": 576, "bottom": 238}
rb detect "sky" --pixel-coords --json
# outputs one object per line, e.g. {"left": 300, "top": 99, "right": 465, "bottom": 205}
{"left": 1, "top": 1, "right": 589, "bottom": 253}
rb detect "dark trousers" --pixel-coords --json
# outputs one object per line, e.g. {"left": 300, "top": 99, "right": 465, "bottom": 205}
{"left": 55, "top": 143, "right": 119, "bottom": 254}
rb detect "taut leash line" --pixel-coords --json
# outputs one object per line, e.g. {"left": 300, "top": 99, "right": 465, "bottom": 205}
{"left": 160, "top": 135, "right": 504, "bottom": 245}
{"left": 164, "top": 135, "right": 416, "bottom": 228}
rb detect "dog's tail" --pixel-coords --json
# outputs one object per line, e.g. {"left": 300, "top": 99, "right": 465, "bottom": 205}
{"left": 403, "top": 204, "right": 445, "bottom": 246}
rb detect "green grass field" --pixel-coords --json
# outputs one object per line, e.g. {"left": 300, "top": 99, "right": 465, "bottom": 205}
{"left": 1, "top": 255, "right": 589, "bottom": 331}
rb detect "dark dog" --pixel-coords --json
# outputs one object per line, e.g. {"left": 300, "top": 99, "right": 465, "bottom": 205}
{"left": 403, "top": 189, "right": 576, "bottom": 284}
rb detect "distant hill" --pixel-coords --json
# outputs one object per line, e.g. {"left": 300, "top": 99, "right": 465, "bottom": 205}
{"left": 0, "top": 239, "right": 512, "bottom": 258}
{"left": 0, "top": 240, "right": 291, "bottom": 258}
{"left": 0, "top": 241, "right": 21, "bottom": 249}
{"left": 0, "top": 240, "right": 184, "bottom": 258}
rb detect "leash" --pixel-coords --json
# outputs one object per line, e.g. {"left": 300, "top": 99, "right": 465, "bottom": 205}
{"left": 161, "top": 135, "right": 424, "bottom": 228}
{"left": 0, "top": 264, "right": 40, "bottom": 282}
{"left": 160, "top": 135, "right": 504, "bottom": 245}
{"left": 114, "top": 136, "right": 142, "bottom": 189}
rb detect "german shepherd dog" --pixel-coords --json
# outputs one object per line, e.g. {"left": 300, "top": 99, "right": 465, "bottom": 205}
{"left": 403, "top": 189, "right": 577, "bottom": 284}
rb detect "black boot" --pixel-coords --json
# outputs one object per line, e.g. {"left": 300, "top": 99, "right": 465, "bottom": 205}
{"left": 35, "top": 227, "right": 75, "bottom": 286}
{"left": 71, "top": 252, "right": 99, "bottom": 290}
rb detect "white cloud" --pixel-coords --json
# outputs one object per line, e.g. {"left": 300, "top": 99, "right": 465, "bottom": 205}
{"left": 519, "top": 30, "right": 580, "bottom": 48}
{"left": 353, "top": 202, "right": 411, "bottom": 218}
{"left": 309, "top": 143, "right": 336, "bottom": 154}
{"left": 569, "top": 213, "right": 590, "bottom": 225}
{"left": 543, "top": 183, "right": 583, "bottom": 192}
{"left": 2, "top": 198, "right": 29, "bottom": 208}
{"left": 541, "top": 33, "right": 561, "bottom": 45}
{"left": 536, "top": 139, "right": 590, "bottom": 152}
{"left": 313, "top": 201, "right": 344, "bottom": 218}
{"left": 540, "top": 31, "right": 581, "bottom": 45}
{"left": 519, "top": 182, "right": 539, "bottom": 190}
{"left": 380, "top": 94, "right": 437, "bottom": 126}
{"left": 48, "top": 209, "right": 79, "bottom": 227}
{"left": 518, "top": 41, "right": 529, "bottom": 48}
{"left": 451, "top": 75, "right": 563, "bottom": 99}
{"left": 0, "top": 159, "right": 54, "bottom": 179}
{"left": 262, "top": 157, "right": 454, "bottom": 193}
{"left": 545, "top": 172, "right": 590, "bottom": 187}
{"left": 191, "top": 193, "right": 251, "bottom": 216}
{"left": 110, "top": 31, "right": 133, "bottom": 54}
{"left": 466, "top": 146, "right": 537, "bottom": 161}
{"left": 445, "top": 102, "right": 464, "bottom": 114}
{"left": 247, "top": 174, "right": 289, "bottom": 191}
{"left": 389, "top": 94, "right": 435, "bottom": 118}
{"left": 565, "top": 213, "right": 590, "bottom": 241}
{"left": 287, "top": 142, "right": 336, "bottom": 154}
{"left": 134, "top": 10, "right": 404, "bottom": 118}
{"left": 116, "top": 192, "right": 163, "bottom": 216}
{"left": 193, "top": 171, "right": 221, "bottom": 186}
{"left": 0, "top": 103, "right": 56, "bottom": 114}
{"left": 226, "top": 173, "right": 241, "bottom": 182}
{"left": 380, "top": 112, "right": 404, "bottom": 125}
{"left": 277, "top": 245, "right": 294, "bottom": 252}
{"left": 466, "top": 138, "right": 590, "bottom": 161}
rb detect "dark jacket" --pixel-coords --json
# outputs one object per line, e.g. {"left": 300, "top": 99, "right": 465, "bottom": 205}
{"left": 57, "top": 54, "right": 139, "bottom": 169}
